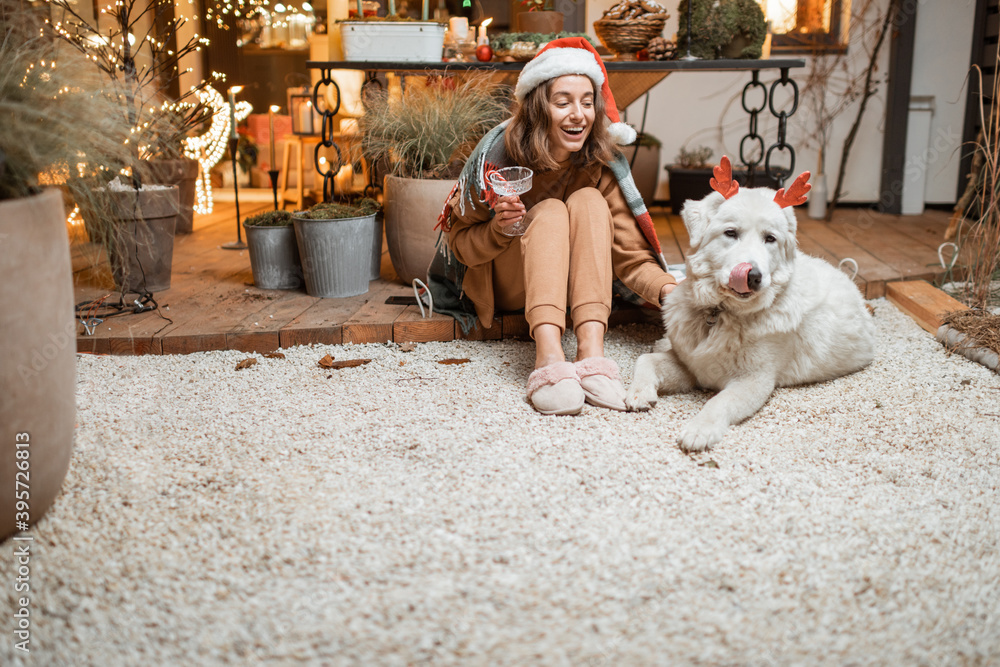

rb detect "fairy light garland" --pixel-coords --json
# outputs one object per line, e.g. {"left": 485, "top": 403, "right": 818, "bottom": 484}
{"left": 183, "top": 85, "right": 252, "bottom": 214}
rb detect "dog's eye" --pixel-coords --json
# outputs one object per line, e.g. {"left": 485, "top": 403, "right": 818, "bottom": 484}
{"left": 724, "top": 229, "right": 739, "bottom": 239}
{"left": 764, "top": 234, "right": 777, "bottom": 244}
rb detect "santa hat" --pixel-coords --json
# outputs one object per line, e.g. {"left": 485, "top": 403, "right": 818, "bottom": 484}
{"left": 514, "top": 36, "right": 637, "bottom": 146}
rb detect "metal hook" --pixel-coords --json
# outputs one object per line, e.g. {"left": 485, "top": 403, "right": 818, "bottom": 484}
{"left": 838, "top": 257, "right": 859, "bottom": 281}
{"left": 412, "top": 278, "right": 434, "bottom": 319}
{"left": 938, "top": 242, "right": 959, "bottom": 270}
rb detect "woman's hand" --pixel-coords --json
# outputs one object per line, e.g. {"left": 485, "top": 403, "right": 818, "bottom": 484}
{"left": 493, "top": 195, "right": 526, "bottom": 232}
{"left": 659, "top": 282, "right": 675, "bottom": 305}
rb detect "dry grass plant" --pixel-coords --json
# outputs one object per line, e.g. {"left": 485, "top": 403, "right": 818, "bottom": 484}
{"left": 0, "top": 0, "right": 132, "bottom": 220}
{"left": 359, "top": 77, "right": 512, "bottom": 180}
{"left": 950, "top": 51, "right": 1000, "bottom": 312}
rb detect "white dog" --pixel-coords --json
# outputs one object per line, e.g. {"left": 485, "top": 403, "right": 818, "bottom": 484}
{"left": 626, "top": 157, "right": 875, "bottom": 451}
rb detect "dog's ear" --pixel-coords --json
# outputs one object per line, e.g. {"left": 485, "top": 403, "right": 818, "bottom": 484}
{"left": 681, "top": 192, "right": 725, "bottom": 248}
{"left": 782, "top": 207, "right": 799, "bottom": 260}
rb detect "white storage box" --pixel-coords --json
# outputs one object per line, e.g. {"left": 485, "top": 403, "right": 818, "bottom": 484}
{"left": 340, "top": 21, "right": 446, "bottom": 62}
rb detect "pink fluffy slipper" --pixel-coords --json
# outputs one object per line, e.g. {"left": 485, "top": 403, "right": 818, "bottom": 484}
{"left": 575, "top": 357, "right": 627, "bottom": 411}
{"left": 526, "top": 361, "right": 585, "bottom": 416}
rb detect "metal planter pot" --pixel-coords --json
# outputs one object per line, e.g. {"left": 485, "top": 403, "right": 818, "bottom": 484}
{"left": 292, "top": 212, "right": 378, "bottom": 298}
{"left": 244, "top": 223, "right": 303, "bottom": 290}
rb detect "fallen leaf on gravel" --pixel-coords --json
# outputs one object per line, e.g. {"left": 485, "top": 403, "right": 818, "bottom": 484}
{"left": 263, "top": 352, "right": 285, "bottom": 359}
{"left": 318, "top": 354, "right": 335, "bottom": 368}
{"left": 438, "top": 358, "right": 470, "bottom": 365}
{"left": 235, "top": 358, "right": 257, "bottom": 370}
{"left": 399, "top": 342, "right": 416, "bottom": 352}
{"left": 327, "top": 359, "right": 372, "bottom": 370}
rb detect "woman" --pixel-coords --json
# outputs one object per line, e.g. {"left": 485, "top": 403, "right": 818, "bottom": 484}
{"left": 435, "top": 37, "right": 678, "bottom": 415}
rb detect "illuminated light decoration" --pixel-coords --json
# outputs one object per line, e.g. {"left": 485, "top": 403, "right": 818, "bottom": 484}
{"left": 183, "top": 85, "right": 251, "bottom": 214}
{"left": 202, "top": 0, "right": 274, "bottom": 30}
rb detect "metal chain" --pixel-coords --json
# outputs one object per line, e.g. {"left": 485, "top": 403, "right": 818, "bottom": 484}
{"left": 764, "top": 68, "right": 799, "bottom": 187}
{"left": 314, "top": 69, "right": 343, "bottom": 203}
{"left": 740, "top": 71, "right": 767, "bottom": 187}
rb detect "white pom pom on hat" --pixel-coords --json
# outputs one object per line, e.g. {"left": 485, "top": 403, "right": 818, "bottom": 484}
{"left": 514, "top": 36, "right": 637, "bottom": 146}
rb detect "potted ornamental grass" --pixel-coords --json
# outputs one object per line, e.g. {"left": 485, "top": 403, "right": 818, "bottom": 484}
{"left": 0, "top": 0, "right": 137, "bottom": 540}
{"left": 291, "top": 198, "right": 382, "bottom": 298}
{"left": 359, "top": 77, "right": 511, "bottom": 284}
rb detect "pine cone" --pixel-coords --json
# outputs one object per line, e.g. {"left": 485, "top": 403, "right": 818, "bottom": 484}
{"left": 647, "top": 36, "right": 677, "bottom": 61}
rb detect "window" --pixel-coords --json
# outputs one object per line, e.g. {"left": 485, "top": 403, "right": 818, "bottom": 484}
{"left": 760, "top": 0, "right": 850, "bottom": 53}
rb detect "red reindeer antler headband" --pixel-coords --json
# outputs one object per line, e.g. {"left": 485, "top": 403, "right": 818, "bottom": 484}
{"left": 710, "top": 155, "right": 811, "bottom": 208}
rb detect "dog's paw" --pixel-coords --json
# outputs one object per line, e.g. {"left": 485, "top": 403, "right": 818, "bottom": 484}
{"left": 625, "top": 383, "right": 658, "bottom": 412}
{"left": 677, "top": 419, "right": 728, "bottom": 452}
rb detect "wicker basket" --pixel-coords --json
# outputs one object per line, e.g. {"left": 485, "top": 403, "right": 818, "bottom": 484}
{"left": 593, "top": 13, "right": 667, "bottom": 56}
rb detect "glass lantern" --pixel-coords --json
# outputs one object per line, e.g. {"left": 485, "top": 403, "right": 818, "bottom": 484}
{"left": 287, "top": 86, "right": 321, "bottom": 136}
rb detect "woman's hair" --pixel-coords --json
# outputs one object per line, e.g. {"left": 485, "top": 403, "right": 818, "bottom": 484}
{"left": 504, "top": 76, "right": 618, "bottom": 171}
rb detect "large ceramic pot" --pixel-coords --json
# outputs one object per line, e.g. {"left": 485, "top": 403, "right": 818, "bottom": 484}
{"left": 0, "top": 190, "right": 76, "bottom": 540}
{"left": 108, "top": 185, "right": 180, "bottom": 293}
{"left": 383, "top": 176, "right": 455, "bottom": 285}
{"left": 140, "top": 158, "right": 200, "bottom": 233}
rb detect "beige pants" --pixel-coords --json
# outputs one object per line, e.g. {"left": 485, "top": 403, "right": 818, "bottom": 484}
{"left": 492, "top": 187, "right": 613, "bottom": 337}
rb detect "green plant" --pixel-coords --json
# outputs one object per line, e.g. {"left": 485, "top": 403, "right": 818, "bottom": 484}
{"left": 300, "top": 198, "right": 381, "bottom": 220}
{"left": 675, "top": 146, "right": 713, "bottom": 169}
{"left": 490, "top": 31, "right": 595, "bottom": 51}
{"left": 46, "top": 0, "right": 216, "bottom": 185}
{"left": 0, "top": 0, "right": 132, "bottom": 221}
{"left": 359, "top": 78, "right": 511, "bottom": 179}
{"left": 244, "top": 210, "right": 293, "bottom": 227}
{"left": 677, "top": 0, "right": 766, "bottom": 59}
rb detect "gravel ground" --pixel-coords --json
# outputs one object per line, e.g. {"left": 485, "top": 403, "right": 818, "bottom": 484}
{"left": 2, "top": 298, "right": 999, "bottom": 665}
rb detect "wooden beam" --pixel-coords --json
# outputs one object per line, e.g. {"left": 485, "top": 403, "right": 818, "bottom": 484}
{"left": 885, "top": 280, "right": 967, "bottom": 334}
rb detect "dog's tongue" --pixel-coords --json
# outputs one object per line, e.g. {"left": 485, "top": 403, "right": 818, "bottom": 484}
{"left": 729, "top": 262, "right": 754, "bottom": 294}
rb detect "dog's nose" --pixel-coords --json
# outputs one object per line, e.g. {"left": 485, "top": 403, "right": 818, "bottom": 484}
{"left": 747, "top": 267, "right": 762, "bottom": 291}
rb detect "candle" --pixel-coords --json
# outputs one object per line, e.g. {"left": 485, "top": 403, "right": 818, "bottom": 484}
{"left": 422, "top": 0, "right": 428, "bottom": 20}
{"left": 477, "top": 18, "right": 492, "bottom": 46}
{"left": 269, "top": 105, "right": 279, "bottom": 170}
{"left": 355, "top": 0, "right": 362, "bottom": 18}
{"left": 388, "top": 0, "right": 396, "bottom": 16}
{"left": 228, "top": 88, "right": 238, "bottom": 140}
{"left": 449, "top": 17, "right": 468, "bottom": 42}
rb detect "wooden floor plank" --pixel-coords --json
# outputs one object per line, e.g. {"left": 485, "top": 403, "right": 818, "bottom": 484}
{"left": 393, "top": 306, "right": 456, "bottom": 343}
{"left": 227, "top": 290, "right": 319, "bottom": 353}
{"left": 823, "top": 211, "right": 943, "bottom": 282}
{"left": 886, "top": 280, "right": 968, "bottom": 334}
{"left": 73, "top": 201, "right": 959, "bottom": 355}
{"left": 795, "top": 218, "right": 901, "bottom": 298}
{"left": 341, "top": 282, "right": 413, "bottom": 344}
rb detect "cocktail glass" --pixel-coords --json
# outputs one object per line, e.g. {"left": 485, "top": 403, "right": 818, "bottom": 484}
{"left": 488, "top": 166, "right": 533, "bottom": 236}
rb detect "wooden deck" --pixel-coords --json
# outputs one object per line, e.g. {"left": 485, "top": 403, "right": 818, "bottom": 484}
{"left": 72, "top": 192, "right": 961, "bottom": 355}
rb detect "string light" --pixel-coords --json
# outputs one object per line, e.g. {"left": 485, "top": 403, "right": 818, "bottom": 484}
{"left": 183, "top": 85, "right": 251, "bottom": 214}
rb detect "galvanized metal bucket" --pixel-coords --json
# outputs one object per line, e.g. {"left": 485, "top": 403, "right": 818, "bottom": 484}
{"left": 244, "top": 223, "right": 302, "bottom": 290}
{"left": 292, "top": 213, "right": 377, "bottom": 298}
